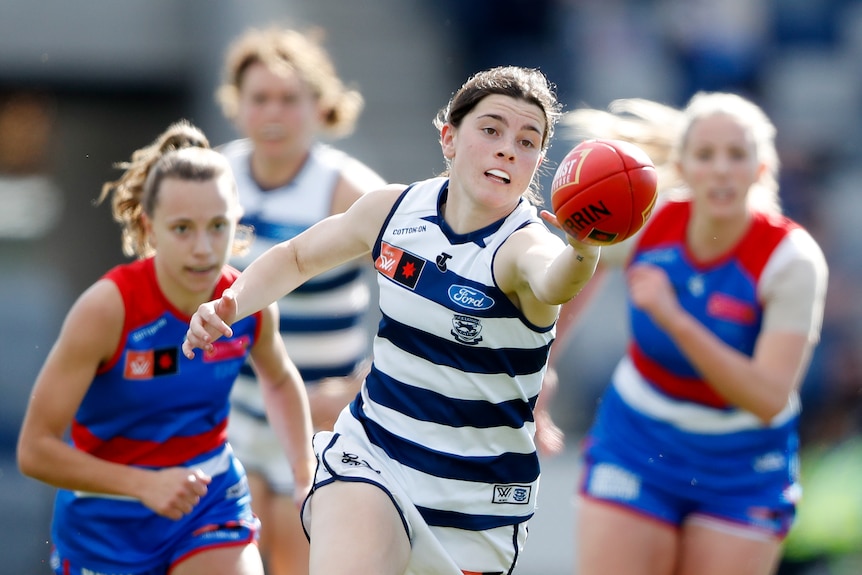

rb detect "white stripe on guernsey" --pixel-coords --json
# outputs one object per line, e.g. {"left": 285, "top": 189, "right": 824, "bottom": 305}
{"left": 276, "top": 277, "right": 370, "bottom": 317}
{"left": 613, "top": 356, "right": 799, "bottom": 433}
{"left": 281, "top": 329, "right": 369, "bottom": 367}
{"left": 361, "top": 387, "right": 536, "bottom": 457}
{"left": 372, "top": 337, "right": 542, "bottom": 403}
{"left": 73, "top": 445, "right": 232, "bottom": 500}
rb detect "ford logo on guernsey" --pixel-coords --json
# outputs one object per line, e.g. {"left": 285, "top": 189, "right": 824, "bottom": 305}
{"left": 448, "top": 285, "right": 494, "bottom": 310}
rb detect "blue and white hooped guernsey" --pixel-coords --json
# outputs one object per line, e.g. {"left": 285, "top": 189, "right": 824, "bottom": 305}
{"left": 221, "top": 139, "right": 371, "bottom": 416}
{"left": 346, "top": 176, "right": 555, "bottom": 531}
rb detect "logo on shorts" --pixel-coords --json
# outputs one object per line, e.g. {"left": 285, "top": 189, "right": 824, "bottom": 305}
{"left": 224, "top": 475, "right": 249, "bottom": 500}
{"left": 753, "top": 451, "right": 786, "bottom": 473}
{"left": 588, "top": 463, "right": 641, "bottom": 501}
{"left": 341, "top": 451, "right": 381, "bottom": 474}
{"left": 492, "top": 484, "right": 531, "bottom": 504}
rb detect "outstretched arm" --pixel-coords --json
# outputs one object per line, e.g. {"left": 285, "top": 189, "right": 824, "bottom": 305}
{"left": 495, "top": 209, "right": 600, "bottom": 330}
{"left": 183, "top": 184, "right": 405, "bottom": 359}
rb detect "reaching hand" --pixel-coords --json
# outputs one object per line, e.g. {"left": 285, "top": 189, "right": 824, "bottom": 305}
{"left": 182, "top": 289, "right": 238, "bottom": 359}
{"left": 540, "top": 209, "right": 564, "bottom": 235}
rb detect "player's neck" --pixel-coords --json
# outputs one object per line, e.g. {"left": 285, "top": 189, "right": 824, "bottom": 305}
{"left": 250, "top": 150, "right": 309, "bottom": 191}
{"left": 686, "top": 211, "right": 752, "bottom": 263}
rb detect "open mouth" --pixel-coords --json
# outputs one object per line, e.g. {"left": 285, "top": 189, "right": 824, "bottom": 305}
{"left": 485, "top": 169, "right": 511, "bottom": 184}
{"left": 187, "top": 265, "right": 217, "bottom": 275}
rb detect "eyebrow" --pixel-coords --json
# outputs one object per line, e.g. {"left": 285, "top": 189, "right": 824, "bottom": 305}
{"left": 478, "top": 113, "right": 543, "bottom": 137}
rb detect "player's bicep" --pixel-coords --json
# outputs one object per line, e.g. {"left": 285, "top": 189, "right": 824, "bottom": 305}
{"left": 298, "top": 184, "right": 403, "bottom": 271}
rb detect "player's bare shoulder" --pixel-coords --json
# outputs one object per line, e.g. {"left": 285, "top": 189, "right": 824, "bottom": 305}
{"left": 339, "top": 183, "right": 408, "bottom": 239}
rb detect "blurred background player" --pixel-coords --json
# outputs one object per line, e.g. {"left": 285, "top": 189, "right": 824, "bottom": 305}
{"left": 554, "top": 92, "right": 828, "bottom": 575}
{"left": 16, "top": 120, "right": 315, "bottom": 575}
{"left": 214, "top": 26, "right": 385, "bottom": 575}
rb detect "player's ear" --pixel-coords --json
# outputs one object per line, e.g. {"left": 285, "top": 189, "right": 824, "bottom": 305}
{"left": 440, "top": 123, "right": 456, "bottom": 159}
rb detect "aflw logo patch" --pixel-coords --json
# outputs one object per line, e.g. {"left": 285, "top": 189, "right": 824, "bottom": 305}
{"left": 492, "top": 484, "right": 531, "bottom": 504}
{"left": 375, "top": 242, "right": 426, "bottom": 289}
{"left": 124, "top": 347, "right": 178, "bottom": 380}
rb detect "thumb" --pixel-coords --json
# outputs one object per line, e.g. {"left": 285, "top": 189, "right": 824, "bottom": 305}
{"left": 217, "top": 289, "right": 238, "bottom": 323}
{"left": 191, "top": 468, "right": 212, "bottom": 485}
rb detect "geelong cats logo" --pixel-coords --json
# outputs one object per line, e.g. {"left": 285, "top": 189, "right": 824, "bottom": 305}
{"left": 451, "top": 314, "right": 483, "bottom": 345}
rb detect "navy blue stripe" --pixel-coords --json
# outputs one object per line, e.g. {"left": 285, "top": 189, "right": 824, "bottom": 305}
{"left": 279, "top": 313, "right": 365, "bottom": 333}
{"left": 300, "top": 360, "right": 363, "bottom": 383}
{"left": 240, "top": 359, "right": 362, "bottom": 383}
{"left": 350, "top": 398, "right": 539, "bottom": 484}
{"left": 242, "top": 216, "right": 305, "bottom": 243}
{"left": 378, "top": 314, "right": 550, "bottom": 377}
{"left": 418, "top": 265, "right": 521, "bottom": 319}
{"left": 417, "top": 505, "right": 532, "bottom": 531}
{"left": 366, "top": 367, "right": 535, "bottom": 428}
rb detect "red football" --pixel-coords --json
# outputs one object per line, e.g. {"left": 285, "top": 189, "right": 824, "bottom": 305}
{"left": 551, "top": 139, "right": 658, "bottom": 245}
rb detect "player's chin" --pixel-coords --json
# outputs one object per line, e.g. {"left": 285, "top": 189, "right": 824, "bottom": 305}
{"left": 184, "top": 267, "right": 220, "bottom": 287}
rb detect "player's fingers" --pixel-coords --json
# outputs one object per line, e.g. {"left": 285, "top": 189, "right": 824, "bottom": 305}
{"left": 181, "top": 338, "right": 196, "bottom": 360}
{"left": 539, "top": 209, "right": 561, "bottom": 230}
{"left": 187, "top": 470, "right": 211, "bottom": 495}
{"left": 181, "top": 325, "right": 211, "bottom": 359}
{"left": 203, "top": 303, "right": 234, "bottom": 338}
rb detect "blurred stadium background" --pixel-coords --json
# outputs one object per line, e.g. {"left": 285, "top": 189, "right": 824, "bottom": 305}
{"left": 1, "top": 1, "right": 861, "bottom": 573}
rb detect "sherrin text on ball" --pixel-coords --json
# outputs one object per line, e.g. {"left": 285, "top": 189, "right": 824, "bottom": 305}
{"left": 551, "top": 138, "right": 658, "bottom": 245}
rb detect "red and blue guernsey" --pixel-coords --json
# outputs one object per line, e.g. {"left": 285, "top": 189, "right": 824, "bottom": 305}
{"left": 51, "top": 257, "right": 263, "bottom": 573}
{"left": 580, "top": 199, "right": 828, "bottom": 537}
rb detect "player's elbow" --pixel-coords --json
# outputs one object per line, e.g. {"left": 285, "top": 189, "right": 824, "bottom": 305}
{"left": 751, "top": 397, "right": 792, "bottom": 425}
{"left": 16, "top": 436, "right": 42, "bottom": 480}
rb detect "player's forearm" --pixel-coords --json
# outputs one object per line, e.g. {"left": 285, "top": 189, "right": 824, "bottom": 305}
{"left": 231, "top": 241, "right": 306, "bottom": 321}
{"left": 545, "top": 241, "right": 601, "bottom": 304}
{"left": 19, "top": 435, "right": 150, "bottom": 497}
{"left": 663, "top": 311, "right": 795, "bottom": 421}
